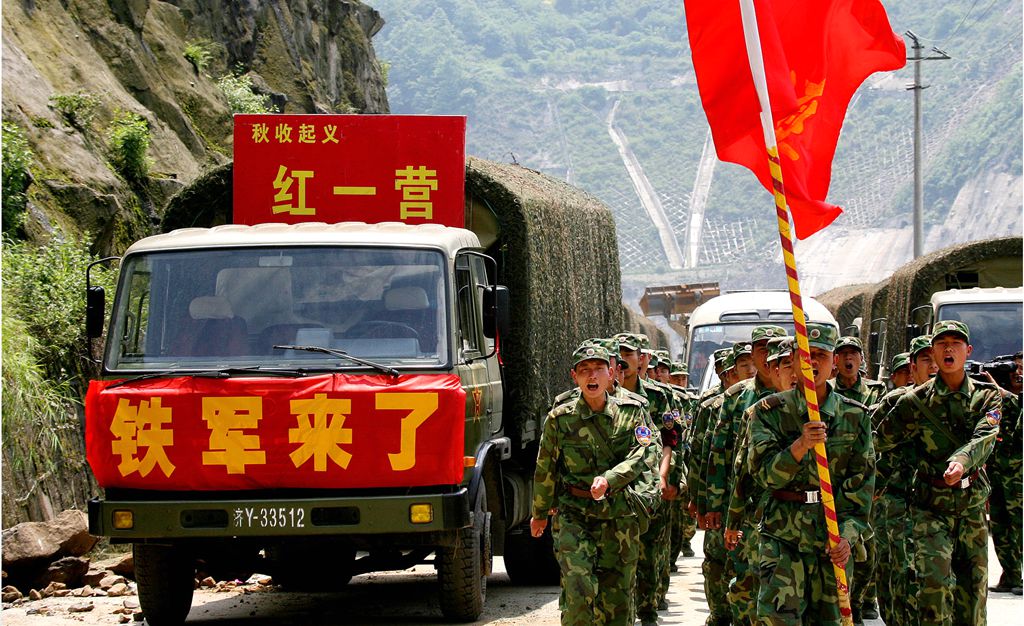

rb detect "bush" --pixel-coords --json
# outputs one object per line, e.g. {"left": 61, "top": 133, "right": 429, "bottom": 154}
{"left": 1, "top": 231, "right": 115, "bottom": 381}
{"left": 49, "top": 91, "right": 101, "bottom": 129}
{"left": 183, "top": 40, "right": 214, "bottom": 74}
{"left": 217, "top": 73, "right": 274, "bottom": 114}
{"left": 107, "top": 111, "right": 151, "bottom": 181}
{"left": 2, "top": 122, "right": 32, "bottom": 233}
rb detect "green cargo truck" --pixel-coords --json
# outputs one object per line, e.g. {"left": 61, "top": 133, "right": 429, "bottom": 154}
{"left": 84, "top": 157, "right": 625, "bottom": 624}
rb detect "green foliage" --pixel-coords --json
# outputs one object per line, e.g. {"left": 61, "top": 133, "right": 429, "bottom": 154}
{"left": 2, "top": 122, "right": 32, "bottom": 233}
{"left": 183, "top": 40, "right": 214, "bottom": 73}
{"left": 107, "top": 111, "right": 151, "bottom": 181}
{"left": 1, "top": 231, "right": 116, "bottom": 381}
{"left": 1, "top": 312, "right": 79, "bottom": 473}
{"left": 31, "top": 116, "right": 55, "bottom": 129}
{"left": 217, "top": 73, "right": 274, "bottom": 114}
{"left": 49, "top": 91, "right": 101, "bottom": 129}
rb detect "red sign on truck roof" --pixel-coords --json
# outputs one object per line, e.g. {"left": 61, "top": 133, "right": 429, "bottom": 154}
{"left": 233, "top": 115, "right": 466, "bottom": 227}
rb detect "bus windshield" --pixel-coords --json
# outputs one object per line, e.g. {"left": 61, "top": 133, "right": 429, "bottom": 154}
{"left": 687, "top": 322, "right": 797, "bottom": 387}
{"left": 936, "top": 302, "right": 1023, "bottom": 362}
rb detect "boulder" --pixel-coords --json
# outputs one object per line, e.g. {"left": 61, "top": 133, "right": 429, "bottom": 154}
{"left": 109, "top": 554, "right": 135, "bottom": 578}
{"left": 1, "top": 510, "right": 96, "bottom": 569}
{"left": 43, "top": 556, "right": 90, "bottom": 588}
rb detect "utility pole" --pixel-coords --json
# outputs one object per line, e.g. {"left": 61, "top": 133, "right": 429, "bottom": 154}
{"left": 905, "top": 30, "right": 950, "bottom": 258}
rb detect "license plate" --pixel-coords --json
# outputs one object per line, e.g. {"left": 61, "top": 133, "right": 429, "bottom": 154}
{"left": 232, "top": 506, "right": 307, "bottom": 529}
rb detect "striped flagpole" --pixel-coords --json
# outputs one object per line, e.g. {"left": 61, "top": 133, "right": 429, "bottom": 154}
{"left": 737, "top": 1, "right": 854, "bottom": 623}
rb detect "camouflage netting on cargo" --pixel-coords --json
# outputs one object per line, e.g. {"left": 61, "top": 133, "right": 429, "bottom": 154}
{"left": 815, "top": 283, "right": 875, "bottom": 334}
{"left": 466, "top": 157, "right": 625, "bottom": 437}
{"left": 879, "top": 236, "right": 1022, "bottom": 369}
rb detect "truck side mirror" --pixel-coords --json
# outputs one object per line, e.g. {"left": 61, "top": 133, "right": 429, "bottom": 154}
{"left": 906, "top": 323, "right": 920, "bottom": 340}
{"left": 86, "top": 286, "right": 106, "bottom": 339}
{"left": 483, "top": 285, "right": 510, "bottom": 340}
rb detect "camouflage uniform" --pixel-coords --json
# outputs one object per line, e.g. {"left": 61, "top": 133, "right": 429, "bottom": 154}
{"left": 633, "top": 375, "right": 682, "bottom": 624}
{"left": 988, "top": 389, "right": 1022, "bottom": 591}
{"left": 532, "top": 349, "right": 658, "bottom": 626}
{"left": 748, "top": 379, "right": 875, "bottom": 625}
{"left": 832, "top": 336, "right": 887, "bottom": 623}
{"left": 868, "top": 383, "right": 916, "bottom": 626}
{"left": 689, "top": 365, "right": 731, "bottom": 626}
{"left": 670, "top": 375, "right": 699, "bottom": 564}
{"left": 874, "top": 321, "right": 1001, "bottom": 626}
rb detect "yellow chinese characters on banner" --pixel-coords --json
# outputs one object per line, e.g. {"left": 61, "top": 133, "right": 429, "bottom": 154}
{"left": 289, "top": 394, "right": 354, "bottom": 471}
{"left": 233, "top": 115, "right": 466, "bottom": 227}
{"left": 202, "top": 396, "right": 267, "bottom": 474}
{"left": 377, "top": 392, "right": 439, "bottom": 471}
{"left": 111, "top": 397, "right": 176, "bottom": 478}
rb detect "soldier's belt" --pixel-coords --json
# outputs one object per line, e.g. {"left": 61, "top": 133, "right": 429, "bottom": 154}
{"left": 923, "top": 470, "right": 979, "bottom": 490}
{"left": 771, "top": 489, "right": 821, "bottom": 504}
{"left": 566, "top": 484, "right": 616, "bottom": 499}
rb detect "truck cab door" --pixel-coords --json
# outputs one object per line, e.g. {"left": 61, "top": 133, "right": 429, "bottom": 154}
{"left": 454, "top": 253, "right": 503, "bottom": 443}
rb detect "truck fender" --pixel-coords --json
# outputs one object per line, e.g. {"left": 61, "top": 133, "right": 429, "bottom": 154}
{"left": 467, "top": 437, "right": 511, "bottom": 519}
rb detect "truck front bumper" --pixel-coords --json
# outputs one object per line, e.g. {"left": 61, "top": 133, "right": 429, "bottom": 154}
{"left": 89, "top": 489, "right": 471, "bottom": 539}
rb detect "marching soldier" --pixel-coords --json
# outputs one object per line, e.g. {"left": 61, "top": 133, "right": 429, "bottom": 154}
{"left": 748, "top": 323, "right": 875, "bottom": 625}
{"left": 687, "top": 348, "right": 735, "bottom": 626}
{"left": 888, "top": 352, "right": 912, "bottom": 390}
{"left": 832, "top": 335, "right": 886, "bottom": 623}
{"left": 531, "top": 344, "right": 657, "bottom": 626}
{"left": 706, "top": 326, "right": 786, "bottom": 625}
{"left": 870, "top": 334, "right": 937, "bottom": 626}
{"left": 875, "top": 320, "right": 1001, "bottom": 625}
{"left": 988, "top": 350, "right": 1022, "bottom": 595}
{"left": 615, "top": 333, "right": 680, "bottom": 626}
{"left": 669, "top": 360, "right": 699, "bottom": 564}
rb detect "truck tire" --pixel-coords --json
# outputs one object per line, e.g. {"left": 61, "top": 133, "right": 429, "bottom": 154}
{"left": 133, "top": 543, "right": 195, "bottom": 626}
{"left": 438, "top": 490, "right": 491, "bottom": 621}
{"left": 502, "top": 521, "right": 560, "bottom": 585}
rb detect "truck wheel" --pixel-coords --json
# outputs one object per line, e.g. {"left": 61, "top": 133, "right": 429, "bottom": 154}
{"left": 502, "top": 521, "right": 560, "bottom": 585}
{"left": 133, "top": 543, "right": 195, "bottom": 626}
{"left": 438, "top": 489, "right": 491, "bottom": 621}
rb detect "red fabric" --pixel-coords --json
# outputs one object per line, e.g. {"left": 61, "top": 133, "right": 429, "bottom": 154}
{"left": 86, "top": 374, "right": 466, "bottom": 490}
{"left": 684, "top": 0, "right": 906, "bottom": 239}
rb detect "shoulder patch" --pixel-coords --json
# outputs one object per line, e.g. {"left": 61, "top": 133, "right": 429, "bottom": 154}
{"left": 621, "top": 388, "right": 650, "bottom": 406}
{"left": 725, "top": 380, "right": 747, "bottom": 396}
{"left": 836, "top": 393, "right": 869, "bottom": 411}
{"left": 549, "top": 402, "right": 576, "bottom": 418}
{"left": 758, "top": 393, "right": 784, "bottom": 412}
{"left": 615, "top": 393, "right": 645, "bottom": 408}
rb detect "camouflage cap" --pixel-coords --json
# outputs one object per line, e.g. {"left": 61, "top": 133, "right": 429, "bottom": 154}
{"left": 712, "top": 348, "right": 732, "bottom": 371}
{"left": 751, "top": 324, "right": 788, "bottom": 344}
{"left": 835, "top": 336, "right": 864, "bottom": 353}
{"left": 613, "top": 332, "right": 640, "bottom": 351}
{"left": 591, "top": 337, "right": 620, "bottom": 356}
{"left": 890, "top": 352, "right": 911, "bottom": 373}
{"left": 806, "top": 322, "right": 838, "bottom": 351}
{"left": 636, "top": 334, "right": 653, "bottom": 353}
{"left": 648, "top": 353, "right": 661, "bottom": 368}
{"left": 909, "top": 335, "right": 932, "bottom": 358}
{"left": 721, "top": 350, "right": 737, "bottom": 371}
{"left": 732, "top": 341, "right": 753, "bottom": 358}
{"left": 670, "top": 361, "right": 688, "bottom": 375}
{"left": 654, "top": 349, "right": 671, "bottom": 363}
{"left": 572, "top": 344, "right": 611, "bottom": 368}
{"left": 766, "top": 336, "right": 792, "bottom": 362}
{"left": 931, "top": 320, "right": 970, "bottom": 343}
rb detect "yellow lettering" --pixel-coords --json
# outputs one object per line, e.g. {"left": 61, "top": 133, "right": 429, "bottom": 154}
{"left": 376, "top": 393, "right": 438, "bottom": 471}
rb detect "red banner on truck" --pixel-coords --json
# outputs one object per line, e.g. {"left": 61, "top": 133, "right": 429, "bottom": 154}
{"left": 85, "top": 374, "right": 466, "bottom": 491}
{"left": 232, "top": 115, "right": 466, "bottom": 227}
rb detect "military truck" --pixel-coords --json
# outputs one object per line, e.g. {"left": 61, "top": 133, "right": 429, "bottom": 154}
{"left": 84, "top": 157, "right": 626, "bottom": 625}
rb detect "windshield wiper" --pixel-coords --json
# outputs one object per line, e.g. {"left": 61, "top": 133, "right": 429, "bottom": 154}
{"left": 107, "top": 366, "right": 306, "bottom": 389}
{"left": 273, "top": 345, "right": 400, "bottom": 378}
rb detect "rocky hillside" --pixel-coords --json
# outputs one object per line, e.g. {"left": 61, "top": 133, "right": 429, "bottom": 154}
{"left": 1, "top": 0, "right": 389, "bottom": 526}
{"left": 2, "top": 0, "right": 388, "bottom": 253}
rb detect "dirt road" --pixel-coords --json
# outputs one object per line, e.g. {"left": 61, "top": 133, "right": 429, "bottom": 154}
{"left": 3, "top": 532, "right": 1021, "bottom": 625}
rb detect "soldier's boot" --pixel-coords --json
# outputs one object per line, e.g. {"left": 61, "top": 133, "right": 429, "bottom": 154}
{"left": 681, "top": 541, "right": 695, "bottom": 557}
{"left": 991, "top": 573, "right": 1017, "bottom": 593}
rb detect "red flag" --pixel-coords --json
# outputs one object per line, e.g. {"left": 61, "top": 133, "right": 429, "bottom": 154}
{"left": 684, "top": 0, "right": 906, "bottom": 239}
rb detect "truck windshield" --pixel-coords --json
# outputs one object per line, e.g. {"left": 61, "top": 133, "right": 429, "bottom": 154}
{"left": 936, "top": 302, "right": 1023, "bottom": 362}
{"left": 687, "top": 322, "right": 795, "bottom": 386}
{"left": 105, "top": 246, "right": 449, "bottom": 371}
